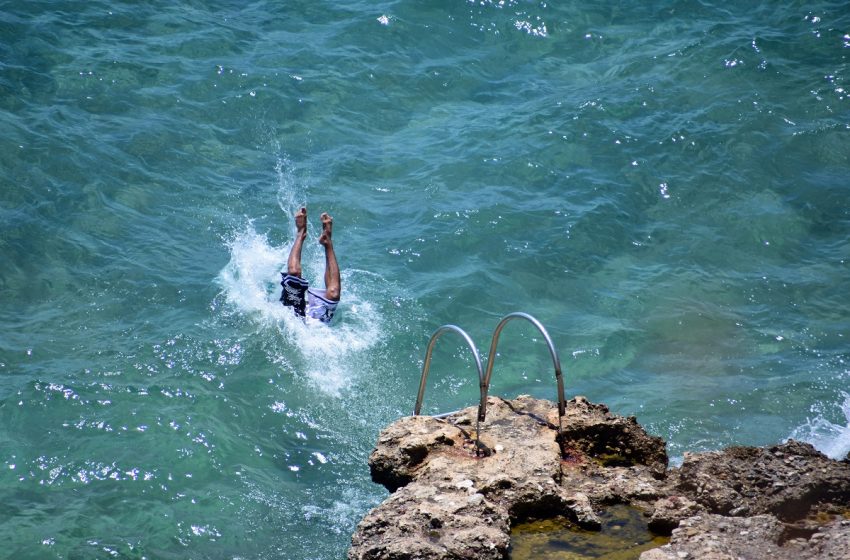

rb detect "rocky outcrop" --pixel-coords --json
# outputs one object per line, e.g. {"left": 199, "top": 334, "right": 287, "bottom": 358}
{"left": 348, "top": 395, "right": 850, "bottom": 560}
{"left": 641, "top": 514, "right": 850, "bottom": 560}
{"left": 670, "top": 440, "right": 850, "bottom": 520}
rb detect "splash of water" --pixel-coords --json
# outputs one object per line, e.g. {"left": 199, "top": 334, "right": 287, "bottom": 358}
{"left": 274, "top": 153, "right": 301, "bottom": 219}
{"left": 790, "top": 392, "right": 850, "bottom": 460}
{"left": 216, "top": 224, "right": 384, "bottom": 397}
{"left": 217, "top": 224, "right": 291, "bottom": 322}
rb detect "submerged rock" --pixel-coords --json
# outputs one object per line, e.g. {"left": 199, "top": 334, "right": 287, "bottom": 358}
{"left": 348, "top": 396, "right": 850, "bottom": 560}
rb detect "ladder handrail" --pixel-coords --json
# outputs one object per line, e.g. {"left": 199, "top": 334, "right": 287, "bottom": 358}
{"left": 413, "top": 325, "right": 487, "bottom": 451}
{"left": 412, "top": 313, "right": 566, "bottom": 450}
{"left": 482, "top": 312, "right": 566, "bottom": 425}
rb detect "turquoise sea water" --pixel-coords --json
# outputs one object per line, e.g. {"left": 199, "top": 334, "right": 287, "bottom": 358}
{"left": 2, "top": 1, "right": 849, "bottom": 558}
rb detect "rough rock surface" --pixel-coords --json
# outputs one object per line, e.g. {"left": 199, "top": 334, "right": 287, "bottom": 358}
{"left": 641, "top": 514, "right": 850, "bottom": 560}
{"left": 669, "top": 440, "right": 850, "bottom": 520}
{"left": 348, "top": 396, "right": 850, "bottom": 560}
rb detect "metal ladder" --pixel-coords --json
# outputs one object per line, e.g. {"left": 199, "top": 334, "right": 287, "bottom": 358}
{"left": 413, "top": 312, "right": 566, "bottom": 452}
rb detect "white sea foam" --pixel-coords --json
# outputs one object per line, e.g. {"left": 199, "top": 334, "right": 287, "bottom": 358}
{"left": 217, "top": 224, "right": 383, "bottom": 397}
{"left": 789, "top": 392, "right": 850, "bottom": 460}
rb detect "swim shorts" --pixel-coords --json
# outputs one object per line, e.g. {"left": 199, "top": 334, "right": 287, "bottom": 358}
{"left": 280, "top": 273, "right": 338, "bottom": 324}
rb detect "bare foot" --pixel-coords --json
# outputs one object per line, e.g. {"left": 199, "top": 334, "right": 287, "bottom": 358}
{"left": 319, "top": 212, "right": 333, "bottom": 247}
{"left": 294, "top": 207, "right": 307, "bottom": 238}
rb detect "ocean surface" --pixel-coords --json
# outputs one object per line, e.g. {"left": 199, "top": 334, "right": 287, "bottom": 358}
{"left": 2, "top": 1, "right": 849, "bottom": 558}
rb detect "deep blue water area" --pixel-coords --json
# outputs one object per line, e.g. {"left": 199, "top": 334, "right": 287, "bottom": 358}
{"left": 1, "top": 2, "right": 849, "bottom": 558}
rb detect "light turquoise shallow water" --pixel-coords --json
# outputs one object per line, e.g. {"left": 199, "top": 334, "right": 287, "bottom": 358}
{"left": 1, "top": 1, "right": 849, "bottom": 558}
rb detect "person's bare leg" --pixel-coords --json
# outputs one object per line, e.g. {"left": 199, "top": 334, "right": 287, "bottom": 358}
{"left": 287, "top": 207, "right": 307, "bottom": 277}
{"left": 319, "top": 212, "right": 341, "bottom": 301}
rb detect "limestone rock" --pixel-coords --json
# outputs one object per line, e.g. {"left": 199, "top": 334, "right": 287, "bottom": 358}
{"left": 349, "top": 483, "right": 510, "bottom": 560}
{"left": 559, "top": 396, "right": 668, "bottom": 475}
{"left": 350, "top": 396, "right": 669, "bottom": 560}
{"left": 639, "top": 514, "right": 850, "bottom": 560}
{"left": 349, "top": 396, "right": 850, "bottom": 560}
{"left": 369, "top": 415, "right": 466, "bottom": 492}
{"left": 648, "top": 495, "right": 704, "bottom": 534}
{"left": 670, "top": 440, "right": 850, "bottom": 520}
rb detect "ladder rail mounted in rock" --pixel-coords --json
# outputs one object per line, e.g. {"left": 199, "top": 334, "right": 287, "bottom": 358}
{"left": 413, "top": 324, "right": 486, "bottom": 449}
{"left": 482, "top": 312, "right": 566, "bottom": 430}
{"left": 413, "top": 312, "right": 567, "bottom": 444}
